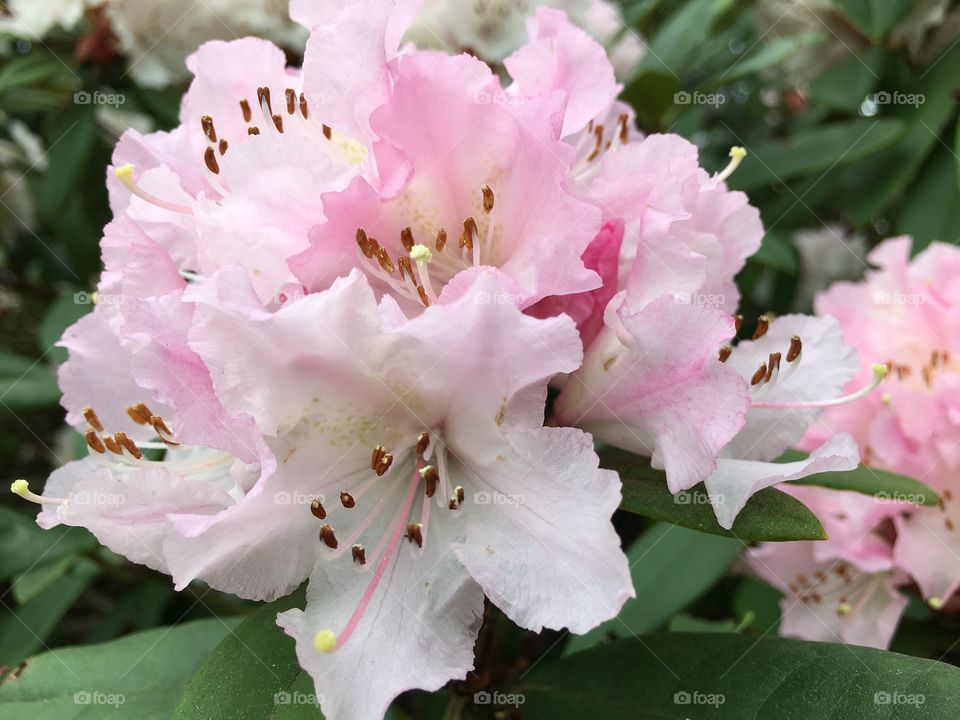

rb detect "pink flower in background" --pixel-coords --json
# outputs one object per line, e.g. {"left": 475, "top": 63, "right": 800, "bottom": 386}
{"left": 804, "top": 237, "right": 960, "bottom": 610}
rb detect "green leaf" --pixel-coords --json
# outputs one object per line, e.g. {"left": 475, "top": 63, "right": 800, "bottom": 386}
{"left": 733, "top": 577, "right": 782, "bottom": 635}
{"left": 0, "top": 351, "right": 61, "bottom": 410}
{"left": 566, "top": 522, "right": 741, "bottom": 654}
{"left": 640, "top": 0, "right": 735, "bottom": 77}
{"left": 895, "top": 146, "right": 960, "bottom": 251}
{"left": 11, "top": 555, "right": 78, "bottom": 604}
{"left": 0, "top": 559, "right": 99, "bottom": 666}
{"left": 515, "top": 633, "right": 960, "bottom": 718}
{"left": 172, "top": 589, "right": 315, "bottom": 720}
{"left": 956, "top": 120, "right": 960, "bottom": 193}
{"left": 730, "top": 118, "right": 905, "bottom": 192}
{"left": 667, "top": 615, "right": 741, "bottom": 633}
{"left": 39, "top": 103, "right": 98, "bottom": 216}
{"left": 605, "top": 449, "right": 827, "bottom": 541}
{"left": 0, "top": 506, "right": 96, "bottom": 582}
{"left": 621, "top": 71, "right": 682, "bottom": 130}
{"left": 750, "top": 231, "right": 798, "bottom": 273}
{"left": 780, "top": 450, "right": 939, "bottom": 506}
{"left": 38, "top": 292, "right": 91, "bottom": 364}
{"left": 809, "top": 45, "right": 886, "bottom": 111}
{"left": 0, "top": 618, "right": 238, "bottom": 720}
{"left": 833, "top": 0, "right": 912, "bottom": 41}
{"left": 707, "top": 35, "right": 820, "bottom": 87}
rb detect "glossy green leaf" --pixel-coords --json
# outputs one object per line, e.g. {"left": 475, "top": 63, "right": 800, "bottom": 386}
{"left": 833, "top": 0, "right": 912, "bottom": 41}
{"left": 730, "top": 118, "right": 905, "bottom": 192}
{"left": 172, "top": 590, "right": 316, "bottom": 720}
{"left": 781, "top": 450, "right": 939, "bottom": 506}
{"left": 38, "top": 292, "right": 91, "bottom": 364}
{"left": 641, "top": 0, "right": 736, "bottom": 76}
{"left": 0, "top": 507, "right": 95, "bottom": 582}
{"left": 0, "top": 618, "right": 238, "bottom": 720}
{"left": 0, "top": 351, "right": 60, "bottom": 410}
{"left": 604, "top": 449, "right": 827, "bottom": 541}
{"left": 566, "top": 522, "right": 741, "bottom": 654}
{"left": 516, "top": 633, "right": 960, "bottom": 719}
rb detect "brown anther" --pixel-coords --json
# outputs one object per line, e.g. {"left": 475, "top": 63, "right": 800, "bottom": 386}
{"left": 285, "top": 88, "right": 296, "bottom": 114}
{"left": 272, "top": 114, "right": 283, "bottom": 133}
{"left": 406, "top": 523, "right": 423, "bottom": 548}
{"left": 417, "top": 285, "right": 431, "bottom": 308}
{"left": 587, "top": 124, "right": 604, "bottom": 161}
{"left": 718, "top": 346, "right": 732, "bottom": 363}
{"left": 947, "top": 517, "right": 956, "bottom": 532}
{"left": 240, "top": 99, "right": 252, "bottom": 123}
{"left": 299, "top": 93, "right": 309, "bottom": 118}
{"left": 219, "top": 139, "right": 228, "bottom": 156}
{"left": 322, "top": 124, "right": 332, "bottom": 140}
{"left": 356, "top": 228, "right": 373, "bottom": 258}
{"left": 375, "top": 244, "right": 395, "bottom": 273}
{"left": 352, "top": 544, "right": 366, "bottom": 565}
{"left": 945, "top": 489, "right": 954, "bottom": 502}
{"left": 204, "top": 147, "right": 220, "bottom": 174}
{"left": 398, "top": 256, "right": 413, "bottom": 282}
{"left": 618, "top": 113, "right": 629, "bottom": 144}
{"left": 248, "top": 127, "right": 260, "bottom": 135}
{"left": 455, "top": 485, "right": 465, "bottom": 504}
{"left": 765, "top": 352, "right": 781, "bottom": 382}
{"left": 85, "top": 429, "right": 106, "bottom": 454}
{"left": 415, "top": 431, "right": 430, "bottom": 455}
{"left": 751, "top": 363, "right": 767, "bottom": 386}
{"left": 102, "top": 434, "right": 122, "bottom": 455}
{"left": 340, "top": 490, "right": 356, "bottom": 508}
{"left": 435, "top": 228, "right": 447, "bottom": 252}
{"left": 201, "top": 115, "right": 217, "bottom": 142}
{"left": 448, "top": 496, "right": 459, "bottom": 510}
{"left": 150, "top": 415, "right": 179, "bottom": 446}
{"left": 319, "top": 524, "right": 338, "bottom": 549}
{"left": 481, "top": 184, "right": 494, "bottom": 214}
{"left": 459, "top": 217, "right": 478, "bottom": 250}
{"left": 375, "top": 453, "right": 394, "bottom": 477}
{"left": 400, "top": 227, "right": 415, "bottom": 252}
{"left": 734, "top": 314, "right": 743, "bottom": 334}
{"left": 83, "top": 406, "right": 104, "bottom": 432}
{"left": 371, "top": 444, "right": 386, "bottom": 471}
{"left": 114, "top": 431, "right": 142, "bottom": 459}
{"left": 787, "top": 335, "right": 802, "bottom": 362}
{"left": 257, "top": 86, "right": 272, "bottom": 113}
{"left": 310, "top": 498, "right": 327, "bottom": 520}
{"left": 420, "top": 465, "right": 438, "bottom": 498}
{"left": 752, "top": 314, "right": 770, "bottom": 340}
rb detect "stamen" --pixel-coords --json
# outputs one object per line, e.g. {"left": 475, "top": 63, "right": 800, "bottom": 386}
{"left": 765, "top": 352, "right": 781, "bottom": 382}
{"left": 375, "top": 453, "right": 394, "bottom": 477}
{"left": 10, "top": 479, "right": 66, "bottom": 506}
{"left": 371, "top": 444, "right": 386, "bottom": 471}
{"left": 319, "top": 523, "right": 338, "bottom": 549}
{"left": 735, "top": 314, "right": 743, "bottom": 334}
{"left": 322, "top": 124, "right": 331, "bottom": 140}
{"left": 400, "top": 227, "right": 415, "bottom": 252}
{"left": 415, "top": 431, "right": 430, "bottom": 456}
{"left": 352, "top": 544, "right": 366, "bottom": 565}
{"left": 299, "top": 93, "right": 309, "bottom": 119}
{"left": 753, "top": 314, "right": 769, "bottom": 340}
{"left": 126, "top": 402, "right": 153, "bottom": 425}
{"left": 618, "top": 113, "right": 629, "bottom": 144}
{"left": 410, "top": 244, "right": 437, "bottom": 302}
{"left": 356, "top": 228, "right": 373, "bottom": 258}
{"left": 285, "top": 88, "right": 296, "bottom": 114}
{"left": 716, "top": 146, "right": 747, "bottom": 183}
{"left": 406, "top": 523, "right": 423, "bottom": 548}
{"left": 787, "top": 335, "right": 802, "bottom": 362}
{"left": 420, "top": 465, "right": 438, "bottom": 497}
{"left": 398, "top": 256, "right": 412, "bottom": 282}
{"left": 85, "top": 429, "right": 105, "bottom": 454}
{"left": 752, "top": 363, "right": 890, "bottom": 409}
{"left": 272, "top": 114, "right": 283, "bottom": 133}
{"left": 587, "top": 125, "right": 604, "bottom": 161}
{"left": 750, "top": 363, "right": 767, "bottom": 386}
{"left": 310, "top": 498, "right": 327, "bottom": 519}
{"left": 340, "top": 490, "right": 356, "bottom": 508}
{"left": 219, "top": 139, "right": 228, "bottom": 156}
{"left": 373, "top": 241, "right": 395, "bottom": 273}
{"left": 459, "top": 217, "right": 476, "bottom": 251}
{"left": 114, "top": 165, "right": 192, "bottom": 215}
{"left": 102, "top": 434, "right": 123, "bottom": 455}
{"left": 435, "top": 228, "right": 447, "bottom": 252}
{"left": 248, "top": 127, "right": 260, "bottom": 136}
{"left": 417, "top": 285, "right": 431, "bottom": 308}
{"left": 201, "top": 115, "right": 217, "bottom": 143}
{"left": 455, "top": 485, "right": 465, "bottom": 504}
{"left": 481, "top": 184, "right": 494, "bottom": 214}
{"left": 719, "top": 346, "right": 732, "bottom": 362}
{"left": 204, "top": 147, "right": 220, "bottom": 174}
{"left": 83, "top": 406, "right": 104, "bottom": 432}
{"left": 448, "top": 496, "right": 459, "bottom": 510}
{"left": 114, "top": 431, "right": 142, "bottom": 459}
{"left": 240, "top": 99, "right": 252, "bottom": 123}
{"left": 150, "top": 415, "right": 179, "bottom": 447}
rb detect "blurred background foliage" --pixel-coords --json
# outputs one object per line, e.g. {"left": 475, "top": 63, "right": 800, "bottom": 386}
{"left": 0, "top": 0, "right": 959, "bottom": 714}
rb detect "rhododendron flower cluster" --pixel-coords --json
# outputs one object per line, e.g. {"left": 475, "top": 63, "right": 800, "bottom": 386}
{"left": 748, "top": 237, "right": 960, "bottom": 648}
{"left": 10, "top": 2, "right": 878, "bottom": 717}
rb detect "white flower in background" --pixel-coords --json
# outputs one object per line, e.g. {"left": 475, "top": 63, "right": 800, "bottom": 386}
{"left": 405, "top": 0, "right": 645, "bottom": 78}
{"left": 0, "top": 0, "right": 306, "bottom": 87}
{"left": 792, "top": 224, "right": 867, "bottom": 310}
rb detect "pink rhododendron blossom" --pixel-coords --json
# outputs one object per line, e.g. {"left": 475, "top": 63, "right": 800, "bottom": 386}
{"left": 803, "top": 237, "right": 960, "bottom": 610}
